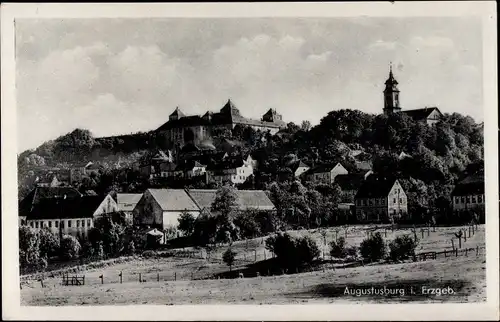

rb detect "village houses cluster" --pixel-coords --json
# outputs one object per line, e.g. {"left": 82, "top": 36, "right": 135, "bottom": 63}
{"left": 18, "top": 67, "right": 485, "bottom": 242}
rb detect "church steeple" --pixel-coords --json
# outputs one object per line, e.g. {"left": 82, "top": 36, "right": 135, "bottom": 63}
{"left": 383, "top": 62, "right": 401, "bottom": 115}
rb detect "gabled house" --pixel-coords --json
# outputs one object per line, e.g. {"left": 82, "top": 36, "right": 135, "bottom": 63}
{"left": 304, "top": 163, "right": 348, "bottom": 184}
{"left": 451, "top": 171, "right": 485, "bottom": 219}
{"left": 20, "top": 193, "right": 118, "bottom": 239}
{"left": 186, "top": 189, "right": 276, "bottom": 213}
{"left": 290, "top": 160, "right": 310, "bottom": 178}
{"left": 354, "top": 177, "right": 408, "bottom": 223}
{"left": 132, "top": 189, "right": 201, "bottom": 234}
{"left": 117, "top": 193, "right": 143, "bottom": 222}
{"left": 334, "top": 173, "right": 367, "bottom": 203}
{"left": 176, "top": 160, "right": 207, "bottom": 178}
{"left": 206, "top": 154, "right": 255, "bottom": 185}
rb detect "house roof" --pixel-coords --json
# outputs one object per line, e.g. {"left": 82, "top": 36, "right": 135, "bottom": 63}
{"left": 20, "top": 186, "right": 82, "bottom": 214}
{"left": 334, "top": 173, "right": 366, "bottom": 191}
{"left": 206, "top": 155, "right": 246, "bottom": 172}
{"left": 305, "top": 163, "right": 343, "bottom": 174}
{"left": 451, "top": 181, "right": 484, "bottom": 196}
{"left": 147, "top": 189, "right": 200, "bottom": 212}
{"left": 290, "top": 160, "right": 310, "bottom": 172}
{"left": 355, "top": 177, "right": 399, "bottom": 198}
{"left": 186, "top": 189, "right": 276, "bottom": 211}
{"left": 117, "top": 193, "right": 143, "bottom": 212}
{"left": 176, "top": 160, "right": 206, "bottom": 171}
{"left": 21, "top": 195, "right": 106, "bottom": 220}
{"left": 401, "top": 107, "right": 442, "bottom": 121}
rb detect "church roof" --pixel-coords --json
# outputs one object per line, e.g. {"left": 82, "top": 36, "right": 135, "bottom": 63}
{"left": 401, "top": 107, "right": 442, "bottom": 121}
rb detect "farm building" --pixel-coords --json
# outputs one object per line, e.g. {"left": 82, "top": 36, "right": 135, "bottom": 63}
{"left": 132, "top": 189, "right": 200, "bottom": 235}
{"left": 19, "top": 192, "right": 118, "bottom": 239}
{"left": 304, "top": 162, "right": 349, "bottom": 184}
{"left": 451, "top": 170, "right": 485, "bottom": 221}
{"left": 186, "top": 189, "right": 276, "bottom": 213}
{"left": 354, "top": 177, "right": 408, "bottom": 223}
{"left": 116, "top": 193, "right": 143, "bottom": 222}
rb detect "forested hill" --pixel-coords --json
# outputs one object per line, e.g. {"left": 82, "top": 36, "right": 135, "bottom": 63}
{"left": 18, "top": 109, "right": 484, "bottom": 191}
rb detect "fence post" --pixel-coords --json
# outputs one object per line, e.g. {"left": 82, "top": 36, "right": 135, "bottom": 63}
{"left": 83, "top": 275, "right": 85, "bottom": 285}
{"left": 191, "top": 272, "right": 194, "bottom": 280}
{"left": 463, "top": 229, "right": 467, "bottom": 242}
{"left": 455, "top": 249, "right": 458, "bottom": 257}
{"left": 254, "top": 250, "right": 257, "bottom": 262}
{"left": 427, "top": 229, "right": 430, "bottom": 237}
{"left": 119, "top": 271, "right": 122, "bottom": 284}
{"left": 465, "top": 248, "right": 468, "bottom": 257}
{"left": 451, "top": 239, "right": 455, "bottom": 251}
{"left": 40, "top": 279, "right": 44, "bottom": 288}
{"left": 139, "top": 273, "right": 141, "bottom": 283}
{"left": 174, "top": 272, "right": 177, "bottom": 281}
{"left": 157, "top": 273, "right": 160, "bottom": 282}
{"left": 99, "top": 274, "right": 103, "bottom": 284}
{"left": 476, "top": 246, "right": 479, "bottom": 256}
{"left": 444, "top": 250, "right": 447, "bottom": 257}
{"left": 421, "top": 229, "right": 424, "bottom": 239}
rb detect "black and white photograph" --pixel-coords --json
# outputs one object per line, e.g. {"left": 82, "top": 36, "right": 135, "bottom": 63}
{"left": 1, "top": 2, "right": 498, "bottom": 321}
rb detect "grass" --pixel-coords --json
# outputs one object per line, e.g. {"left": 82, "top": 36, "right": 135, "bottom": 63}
{"left": 21, "top": 254, "right": 486, "bottom": 305}
{"left": 20, "top": 225, "right": 486, "bottom": 305}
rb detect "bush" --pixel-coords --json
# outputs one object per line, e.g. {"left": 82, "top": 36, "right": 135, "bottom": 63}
{"left": 329, "top": 237, "right": 347, "bottom": 258}
{"left": 222, "top": 248, "right": 237, "bottom": 271}
{"left": 178, "top": 212, "right": 196, "bottom": 236}
{"left": 360, "top": 232, "right": 386, "bottom": 262}
{"left": 38, "top": 227, "right": 60, "bottom": 258}
{"left": 60, "top": 235, "right": 81, "bottom": 260}
{"left": 19, "top": 226, "right": 41, "bottom": 270}
{"left": 389, "top": 235, "right": 418, "bottom": 261}
{"left": 265, "top": 232, "right": 320, "bottom": 269}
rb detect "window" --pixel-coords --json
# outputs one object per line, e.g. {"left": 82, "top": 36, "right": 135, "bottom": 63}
{"left": 478, "top": 195, "right": 483, "bottom": 203}
{"left": 375, "top": 199, "right": 379, "bottom": 205}
{"left": 399, "top": 198, "right": 402, "bottom": 204}
{"left": 461, "top": 197, "right": 465, "bottom": 203}
{"left": 455, "top": 197, "right": 460, "bottom": 204}
{"left": 35, "top": 222, "right": 39, "bottom": 228}
{"left": 466, "top": 196, "right": 470, "bottom": 203}
{"left": 48, "top": 221, "right": 52, "bottom": 228}
{"left": 77, "top": 220, "right": 80, "bottom": 227}
{"left": 30, "top": 222, "right": 33, "bottom": 228}
{"left": 393, "top": 198, "right": 396, "bottom": 204}
{"left": 68, "top": 220, "right": 72, "bottom": 228}
{"left": 55, "top": 221, "right": 59, "bottom": 228}
{"left": 87, "top": 220, "right": 91, "bottom": 227}
{"left": 472, "top": 196, "right": 476, "bottom": 203}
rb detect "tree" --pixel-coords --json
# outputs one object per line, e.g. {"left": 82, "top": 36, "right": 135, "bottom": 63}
{"left": 178, "top": 212, "right": 196, "bottom": 236}
{"left": 222, "top": 248, "right": 237, "bottom": 271}
{"left": 329, "top": 237, "right": 347, "bottom": 258}
{"left": 388, "top": 235, "right": 418, "bottom": 261}
{"left": 301, "top": 120, "right": 312, "bottom": 132}
{"left": 38, "top": 227, "right": 60, "bottom": 259}
{"left": 211, "top": 185, "right": 238, "bottom": 217}
{"left": 19, "top": 226, "right": 41, "bottom": 270}
{"left": 234, "top": 210, "right": 261, "bottom": 239}
{"left": 360, "top": 232, "right": 386, "bottom": 262}
{"left": 60, "top": 235, "right": 81, "bottom": 260}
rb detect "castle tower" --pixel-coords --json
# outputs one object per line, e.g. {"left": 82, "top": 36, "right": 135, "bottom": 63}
{"left": 383, "top": 63, "right": 401, "bottom": 115}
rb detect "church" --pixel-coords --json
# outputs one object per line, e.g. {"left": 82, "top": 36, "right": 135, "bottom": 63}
{"left": 382, "top": 64, "right": 443, "bottom": 125}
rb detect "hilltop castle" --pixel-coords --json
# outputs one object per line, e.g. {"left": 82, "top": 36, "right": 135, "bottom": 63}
{"left": 383, "top": 64, "right": 443, "bottom": 125}
{"left": 156, "top": 99, "right": 286, "bottom": 148}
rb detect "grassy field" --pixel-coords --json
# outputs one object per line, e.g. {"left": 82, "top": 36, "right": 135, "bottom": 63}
{"left": 21, "top": 254, "right": 486, "bottom": 305}
{"left": 186, "top": 224, "right": 486, "bottom": 263}
{"left": 20, "top": 225, "right": 486, "bottom": 305}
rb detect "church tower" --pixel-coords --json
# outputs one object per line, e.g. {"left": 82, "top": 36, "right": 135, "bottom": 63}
{"left": 383, "top": 63, "right": 401, "bottom": 115}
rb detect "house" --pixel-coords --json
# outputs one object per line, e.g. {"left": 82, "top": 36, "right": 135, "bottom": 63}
{"left": 206, "top": 154, "right": 255, "bottom": 185}
{"left": 290, "top": 160, "right": 310, "bottom": 178}
{"left": 304, "top": 163, "right": 348, "bottom": 184}
{"left": 451, "top": 171, "right": 485, "bottom": 219}
{"left": 156, "top": 99, "right": 286, "bottom": 146}
{"left": 186, "top": 189, "right": 276, "bottom": 213}
{"left": 354, "top": 177, "right": 408, "bottom": 223}
{"left": 334, "top": 173, "right": 367, "bottom": 203}
{"left": 132, "top": 189, "right": 201, "bottom": 235}
{"left": 116, "top": 193, "right": 143, "bottom": 222}
{"left": 20, "top": 194, "right": 118, "bottom": 239}
{"left": 176, "top": 160, "right": 207, "bottom": 178}
{"left": 139, "top": 149, "right": 174, "bottom": 179}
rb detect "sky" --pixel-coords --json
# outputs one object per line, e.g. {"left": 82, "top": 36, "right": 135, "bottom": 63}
{"left": 16, "top": 17, "right": 483, "bottom": 153}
